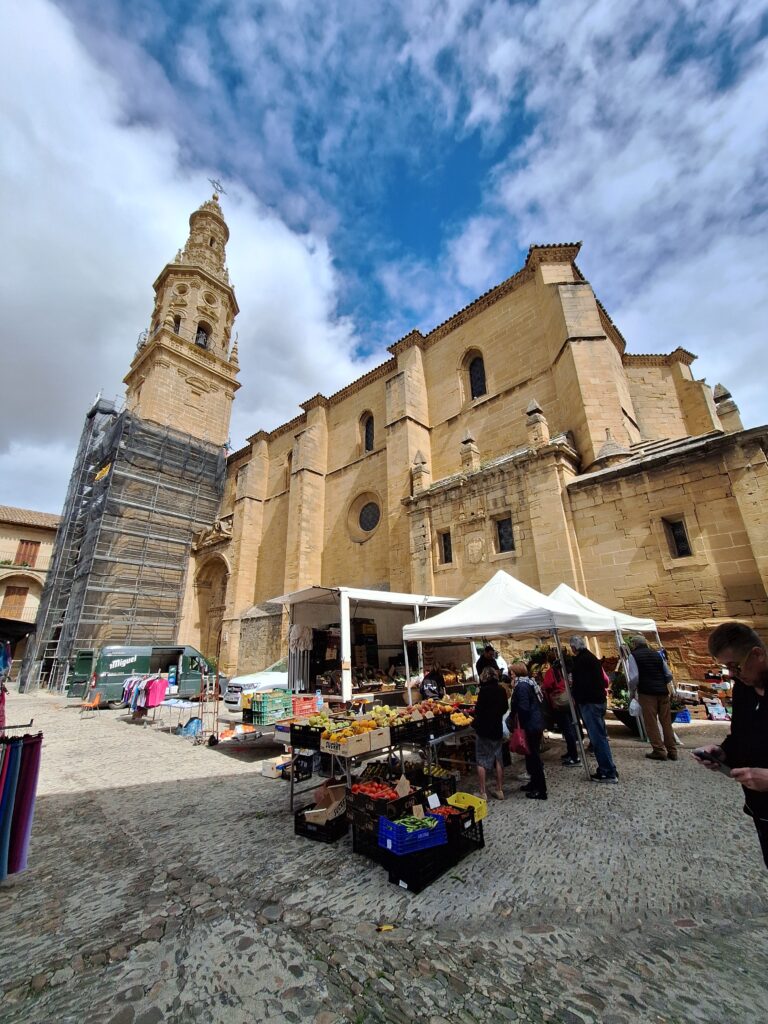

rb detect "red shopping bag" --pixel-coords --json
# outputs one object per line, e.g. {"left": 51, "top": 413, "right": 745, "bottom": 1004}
{"left": 509, "top": 725, "right": 530, "bottom": 756}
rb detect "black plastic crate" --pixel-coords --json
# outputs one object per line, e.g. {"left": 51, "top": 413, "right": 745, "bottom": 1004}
{"left": 346, "top": 786, "right": 420, "bottom": 822}
{"left": 409, "top": 768, "right": 459, "bottom": 803}
{"left": 449, "top": 818, "right": 485, "bottom": 862}
{"left": 242, "top": 707, "right": 254, "bottom": 724}
{"left": 387, "top": 843, "right": 454, "bottom": 893}
{"left": 423, "top": 715, "right": 454, "bottom": 740}
{"left": 282, "top": 752, "right": 315, "bottom": 783}
{"left": 351, "top": 823, "right": 391, "bottom": 866}
{"left": 289, "top": 723, "right": 326, "bottom": 751}
{"left": 389, "top": 719, "right": 425, "bottom": 745}
{"left": 294, "top": 804, "right": 349, "bottom": 844}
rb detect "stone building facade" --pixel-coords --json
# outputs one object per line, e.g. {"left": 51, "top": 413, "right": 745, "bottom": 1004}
{"left": 0, "top": 506, "right": 60, "bottom": 677}
{"left": 167, "top": 221, "right": 766, "bottom": 681}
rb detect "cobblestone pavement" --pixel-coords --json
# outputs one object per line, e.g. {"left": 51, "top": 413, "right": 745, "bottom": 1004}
{"left": 2, "top": 691, "right": 768, "bottom": 1024}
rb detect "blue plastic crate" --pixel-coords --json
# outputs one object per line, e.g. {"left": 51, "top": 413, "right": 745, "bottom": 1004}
{"left": 377, "top": 814, "right": 448, "bottom": 856}
{"left": 673, "top": 708, "right": 692, "bottom": 723}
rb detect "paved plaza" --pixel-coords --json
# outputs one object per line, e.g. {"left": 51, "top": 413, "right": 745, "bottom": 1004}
{"left": 2, "top": 691, "right": 768, "bottom": 1024}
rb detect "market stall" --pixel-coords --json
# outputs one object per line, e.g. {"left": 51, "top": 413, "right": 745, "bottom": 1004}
{"left": 266, "top": 586, "right": 461, "bottom": 703}
{"left": 402, "top": 570, "right": 666, "bottom": 779}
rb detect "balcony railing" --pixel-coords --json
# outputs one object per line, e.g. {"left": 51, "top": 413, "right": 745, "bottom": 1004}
{"left": 0, "top": 556, "right": 53, "bottom": 573}
{"left": 0, "top": 600, "right": 40, "bottom": 624}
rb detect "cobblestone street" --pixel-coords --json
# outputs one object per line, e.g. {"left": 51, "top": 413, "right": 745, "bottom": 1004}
{"left": 2, "top": 690, "right": 768, "bottom": 1024}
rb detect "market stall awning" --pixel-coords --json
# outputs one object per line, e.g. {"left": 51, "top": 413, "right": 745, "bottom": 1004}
{"left": 265, "top": 585, "right": 459, "bottom": 611}
{"left": 402, "top": 570, "right": 626, "bottom": 642}
{"left": 548, "top": 583, "right": 658, "bottom": 634}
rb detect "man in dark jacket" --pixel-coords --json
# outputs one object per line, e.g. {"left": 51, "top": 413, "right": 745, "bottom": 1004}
{"left": 569, "top": 636, "right": 618, "bottom": 783}
{"left": 698, "top": 622, "right": 768, "bottom": 869}
{"left": 476, "top": 644, "right": 500, "bottom": 679}
{"left": 629, "top": 635, "right": 676, "bottom": 761}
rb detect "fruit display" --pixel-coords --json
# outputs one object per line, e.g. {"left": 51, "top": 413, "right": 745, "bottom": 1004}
{"left": 351, "top": 781, "right": 401, "bottom": 801}
{"left": 321, "top": 719, "right": 378, "bottom": 742}
{"left": 456, "top": 691, "right": 478, "bottom": 705}
{"left": 450, "top": 712, "right": 473, "bottom": 726}
{"left": 303, "top": 711, "right": 332, "bottom": 729}
{"left": 428, "top": 805, "right": 462, "bottom": 818}
{"left": 416, "top": 699, "right": 454, "bottom": 716}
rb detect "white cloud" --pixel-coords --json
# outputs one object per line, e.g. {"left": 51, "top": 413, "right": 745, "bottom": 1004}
{"left": 2, "top": 0, "right": 766, "bottom": 521}
{"left": 0, "top": 0, "right": 376, "bottom": 512}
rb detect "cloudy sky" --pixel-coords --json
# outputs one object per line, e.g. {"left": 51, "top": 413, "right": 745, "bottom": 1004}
{"left": 2, "top": 0, "right": 767, "bottom": 514}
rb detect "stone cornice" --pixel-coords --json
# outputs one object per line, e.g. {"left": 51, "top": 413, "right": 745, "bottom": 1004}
{"left": 568, "top": 425, "right": 768, "bottom": 488}
{"left": 425, "top": 265, "right": 535, "bottom": 346}
{"left": 124, "top": 332, "right": 240, "bottom": 391}
{"left": 152, "top": 262, "right": 239, "bottom": 315}
{"left": 387, "top": 330, "right": 425, "bottom": 356}
{"left": 268, "top": 413, "right": 306, "bottom": 441}
{"left": 525, "top": 242, "right": 582, "bottom": 267}
{"left": 404, "top": 435, "right": 579, "bottom": 508}
{"left": 301, "top": 394, "right": 331, "bottom": 413}
{"left": 623, "top": 347, "right": 697, "bottom": 368}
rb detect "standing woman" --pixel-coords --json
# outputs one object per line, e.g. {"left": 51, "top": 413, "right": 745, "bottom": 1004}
{"left": 510, "top": 661, "right": 548, "bottom": 800}
{"left": 473, "top": 667, "right": 509, "bottom": 801}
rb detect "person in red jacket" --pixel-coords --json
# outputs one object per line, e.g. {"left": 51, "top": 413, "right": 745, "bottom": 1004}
{"left": 541, "top": 659, "right": 580, "bottom": 766}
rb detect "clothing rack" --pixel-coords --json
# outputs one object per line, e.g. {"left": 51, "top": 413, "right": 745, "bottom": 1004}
{"left": 2, "top": 720, "right": 34, "bottom": 731}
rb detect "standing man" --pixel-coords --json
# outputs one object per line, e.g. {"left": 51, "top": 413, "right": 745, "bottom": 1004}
{"left": 476, "top": 644, "right": 500, "bottom": 679}
{"left": 629, "top": 636, "right": 677, "bottom": 762}
{"left": 696, "top": 622, "right": 768, "bottom": 869}
{"left": 569, "top": 636, "right": 618, "bottom": 783}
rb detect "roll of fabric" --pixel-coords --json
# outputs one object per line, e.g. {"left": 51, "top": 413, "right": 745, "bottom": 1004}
{"left": 8, "top": 733, "right": 43, "bottom": 874}
{"left": 0, "top": 738, "right": 22, "bottom": 881}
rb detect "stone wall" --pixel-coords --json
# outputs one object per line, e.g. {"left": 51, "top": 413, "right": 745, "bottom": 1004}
{"left": 237, "top": 605, "right": 286, "bottom": 675}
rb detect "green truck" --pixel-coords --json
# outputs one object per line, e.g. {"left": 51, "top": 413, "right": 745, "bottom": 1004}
{"left": 67, "top": 645, "right": 215, "bottom": 703}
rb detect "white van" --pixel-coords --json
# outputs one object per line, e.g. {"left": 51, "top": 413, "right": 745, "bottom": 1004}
{"left": 222, "top": 657, "right": 290, "bottom": 710}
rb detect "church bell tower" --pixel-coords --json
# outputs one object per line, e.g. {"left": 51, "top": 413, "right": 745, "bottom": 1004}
{"left": 124, "top": 193, "right": 240, "bottom": 446}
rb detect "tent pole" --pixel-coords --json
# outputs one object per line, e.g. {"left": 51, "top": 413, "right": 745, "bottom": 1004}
{"left": 340, "top": 590, "right": 352, "bottom": 703}
{"left": 404, "top": 639, "right": 413, "bottom": 707}
{"left": 552, "top": 630, "right": 591, "bottom": 781}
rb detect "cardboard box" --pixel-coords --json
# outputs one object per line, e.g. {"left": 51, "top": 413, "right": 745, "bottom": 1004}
{"left": 321, "top": 733, "right": 371, "bottom": 757}
{"left": 367, "top": 726, "right": 391, "bottom": 751}
{"left": 303, "top": 784, "right": 347, "bottom": 825}
{"left": 261, "top": 755, "right": 291, "bottom": 778}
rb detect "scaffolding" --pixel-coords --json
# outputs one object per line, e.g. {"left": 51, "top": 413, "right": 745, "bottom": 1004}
{"left": 20, "top": 406, "right": 225, "bottom": 692}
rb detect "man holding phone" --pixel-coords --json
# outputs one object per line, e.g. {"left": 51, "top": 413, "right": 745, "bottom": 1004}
{"left": 695, "top": 622, "right": 768, "bottom": 869}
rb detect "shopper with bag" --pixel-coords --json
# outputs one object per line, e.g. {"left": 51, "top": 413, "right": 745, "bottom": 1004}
{"left": 473, "top": 667, "right": 509, "bottom": 801}
{"left": 569, "top": 637, "right": 619, "bottom": 783}
{"left": 509, "top": 661, "right": 548, "bottom": 800}
{"left": 541, "top": 658, "right": 580, "bottom": 766}
{"left": 628, "top": 635, "right": 677, "bottom": 762}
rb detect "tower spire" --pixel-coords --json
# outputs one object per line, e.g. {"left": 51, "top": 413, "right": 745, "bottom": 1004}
{"left": 123, "top": 195, "right": 240, "bottom": 446}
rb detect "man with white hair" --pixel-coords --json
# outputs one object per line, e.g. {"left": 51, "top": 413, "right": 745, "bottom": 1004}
{"left": 569, "top": 636, "right": 618, "bottom": 784}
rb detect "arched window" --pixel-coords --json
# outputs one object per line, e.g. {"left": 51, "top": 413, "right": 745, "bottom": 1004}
{"left": 173, "top": 315, "right": 182, "bottom": 335}
{"left": 195, "top": 322, "right": 211, "bottom": 349}
{"left": 284, "top": 450, "right": 293, "bottom": 490}
{"left": 468, "top": 355, "right": 487, "bottom": 400}
{"left": 362, "top": 413, "right": 374, "bottom": 453}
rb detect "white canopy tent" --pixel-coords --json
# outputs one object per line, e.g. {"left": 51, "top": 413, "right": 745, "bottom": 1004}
{"left": 402, "top": 570, "right": 620, "bottom": 642}
{"left": 401, "top": 570, "right": 658, "bottom": 778}
{"left": 548, "top": 583, "right": 659, "bottom": 638}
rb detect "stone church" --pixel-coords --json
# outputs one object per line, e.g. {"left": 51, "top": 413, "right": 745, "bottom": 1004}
{"left": 23, "top": 195, "right": 768, "bottom": 688}
{"left": 172, "top": 198, "right": 766, "bottom": 681}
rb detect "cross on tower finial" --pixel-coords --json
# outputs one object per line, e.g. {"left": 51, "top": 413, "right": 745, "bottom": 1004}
{"left": 208, "top": 177, "right": 227, "bottom": 197}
